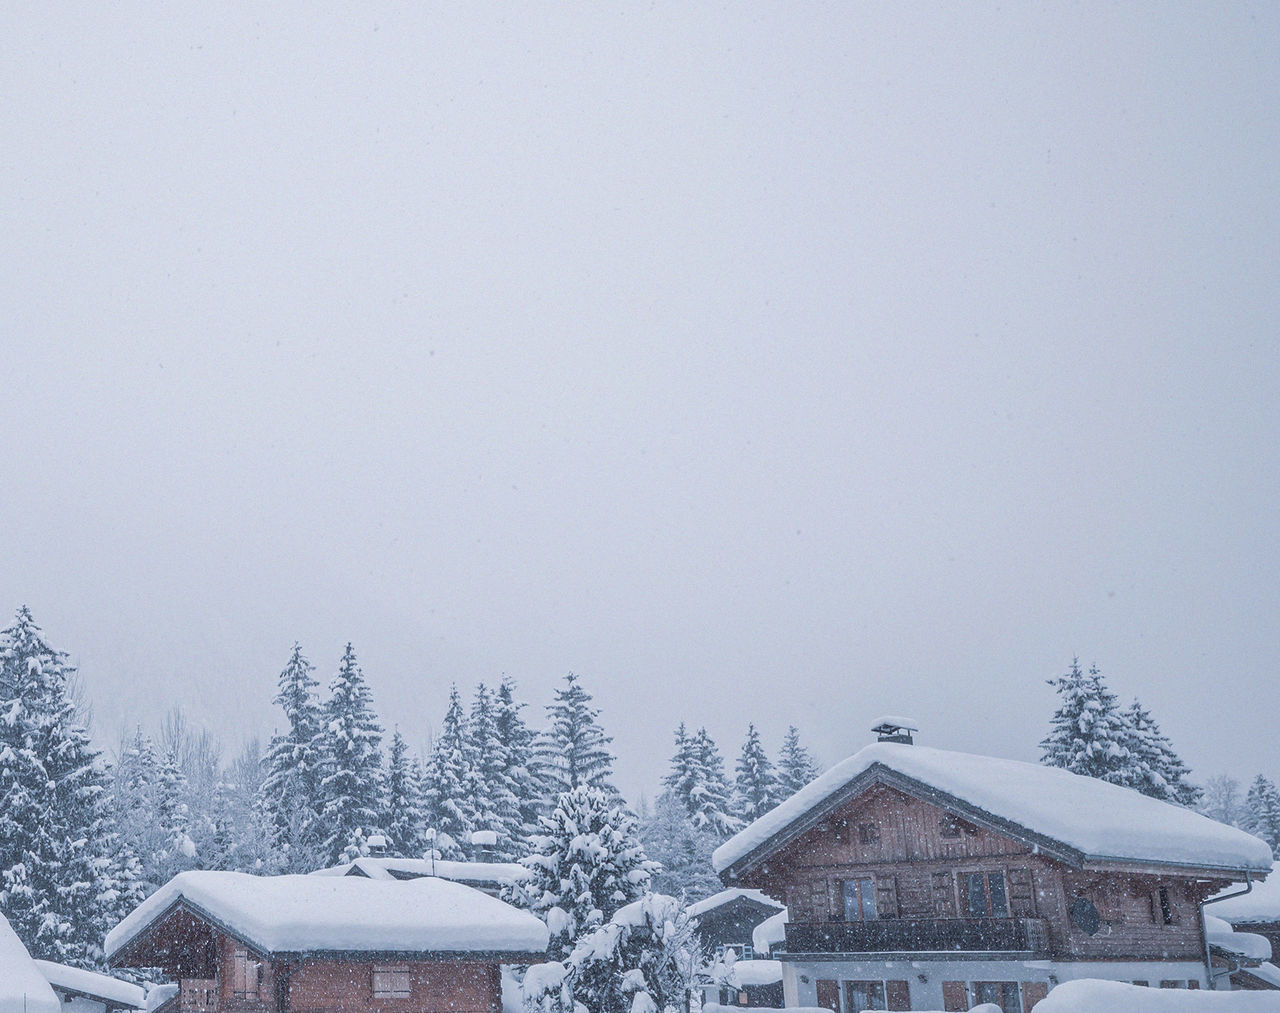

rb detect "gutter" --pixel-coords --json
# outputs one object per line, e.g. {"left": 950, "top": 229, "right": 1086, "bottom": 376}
{"left": 1198, "top": 869, "right": 1253, "bottom": 991}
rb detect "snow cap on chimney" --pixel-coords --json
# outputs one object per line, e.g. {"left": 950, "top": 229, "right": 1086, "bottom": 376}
{"left": 870, "top": 716, "right": 918, "bottom": 745}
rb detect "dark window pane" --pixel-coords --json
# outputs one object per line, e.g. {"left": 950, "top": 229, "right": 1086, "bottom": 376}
{"left": 861, "top": 879, "right": 877, "bottom": 921}
{"left": 845, "top": 981, "right": 886, "bottom": 1011}
{"left": 842, "top": 880, "right": 860, "bottom": 921}
{"left": 987, "top": 873, "right": 1008, "bottom": 917}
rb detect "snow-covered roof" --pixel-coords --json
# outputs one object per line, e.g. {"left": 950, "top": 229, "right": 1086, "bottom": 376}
{"left": 0, "top": 912, "right": 60, "bottom": 1013}
{"left": 105, "top": 870, "right": 549, "bottom": 959}
{"left": 869, "top": 715, "right": 919, "bottom": 730}
{"left": 34, "top": 961, "right": 146, "bottom": 1009}
{"left": 1243, "top": 962, "right": 1280, "bottom": 989}
{"left": 1211, "top": 862, "right": 1280, "bottom": 923}
{"left": 729, "top": 959, "right": 783, "bottom": 986}
{"left": 752, "top": 909, "right": 787, "bottom": 954}
{"left": 1204, "top": 915, "right": 1272, "bottom": 963}
{"left": 311, "top": 856, "right": 526, "bottom": 886}
{"left": 687, "top": 888, "right": 784, "bottom": 918}
{"left": 144, "top": 984, "right": 178, "bottom": 1013}
{"left": 1036, "top": 978, "right": 1278, "bottom": 1010}
{"left": 713, "top": 742, "right": 1274, "bottom": 876}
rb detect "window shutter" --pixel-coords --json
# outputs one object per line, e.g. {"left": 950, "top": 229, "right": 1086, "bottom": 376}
{"left": 1007, "top": 868, "right": 1035, "bottom": 917}
{"left": 815, "top": 980, "right": 839, "bottom": 1013}
{"left": 941, "top": 981, "right": 967, "bottom": 1012}
{"left": 932, "top": 871, "right": 956, "bottom": 917}
{"left": 885, "top": 980, "right": 910, "bottom": 1011}
{"left": 1021, "top": 982, "right": 1048, "bottom": 1010}
{"left": 874, "top": 874, "right": 899, "bottom": 918}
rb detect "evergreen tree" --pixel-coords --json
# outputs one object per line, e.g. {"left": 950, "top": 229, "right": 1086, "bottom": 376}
{"left": 315, "top": 643, "right": 386, "bottom": 865}
{"left": 422, "top": 684, "right": 476, "bottom": 858}
{"left": 1119, "top": 699, "right": 1202, "bottom": 806}
{"left": 1242, "top": 775, "right": 1280, "bottom": 859}
{"left": 468, "top": 684, "right": 522, "bottom": 858}
{"left": 1039, "top": 659, "right": 1133, "bottom": 784}
{"left": 663, "top": 726, "right": 739, "bottom": 837}
{"left": 494, "top": 677, "right": 546, "bottom": 836}
{"left": 0, "top": 606, "right": 144, "bottom": 967}
{"left": 383, "top": 728, "right": 429, "bottom": 858}
{"left": 533, "top": 672, "right": 617, "bottom": 796}
{"left": 258, "top": 644, "right": 327, "bottom": 872}
{"left": 775, "top": 724, "right": 820, "bottom": 798}
{"left": 639, "top": 791, "right": 722, "bottom": 901}
{"left": 151, "top": 746, "right": 197, "bottom": 882}
{"left": 509, "top": 785, "right": 658, "bottom": 960}
{"left": 733, "top": 723, "right": 780, "bottom": 822}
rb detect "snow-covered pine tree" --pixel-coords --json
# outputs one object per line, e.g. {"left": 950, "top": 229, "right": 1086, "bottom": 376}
{"left": 1039, "top": 659, "right": 1133, "bottom": 784}
{"left": 1119, "top": 699, "right": 1202, "bottom": 806}
{"left": 775, "top": 724, "right": 820, "bottom": 798}
{"left": 384, "top": 728, "right": 429, "bottom": 858}
{"left": 664, "top": 727, "right": 739, "bottom": 837}
{"left": 733, "top": 722, "right": 779, "bottom": 822}
{"left": 422, "top": 684, "right": 476, "bottom": 859}
{"left": 639, "top": 790, "right": 723, "bottom": 901}
{"left": 1242, "top": 775, "right": 1280, "bottom": 859}
{"left": 258, "top": 644, "right": 327, "bottom": 872}
{"left": 533, "top": 672, "right": 617, "bottom": 796}
{"left": 151, "top": 746, "right": 197, "bottom": 881}
{"left": 662, "top": 723, "right": 699, "bottom": 810}
{"left": 314, "top": 643, "right": 386, "bottom": 866}
{"left": 468, "top": 684, "right": 522, "bottom": 859}
{"left": 494, "top": 677, "right": 546, "bottom": 836}
{"left": 509, "top": 785, "right": 659, "bottom": 960}
{"left": 0, "top": 606, "right": 144, "bottom": 967}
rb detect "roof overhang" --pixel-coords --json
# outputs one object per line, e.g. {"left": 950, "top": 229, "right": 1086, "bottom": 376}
{"left": 718, "top": 762, "right": 1265, "bottom": 885}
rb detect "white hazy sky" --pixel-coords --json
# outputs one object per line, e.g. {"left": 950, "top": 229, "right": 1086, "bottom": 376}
{"left": 2, "top": 4, "right": 1277, "bottom": 805}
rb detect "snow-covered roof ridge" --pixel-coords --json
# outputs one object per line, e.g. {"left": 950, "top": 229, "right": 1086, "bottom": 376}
{"left": 310, "top": 856, "right": 526, "bottom": 884}
{"left": 0, "top": 911, "right": 61, "bottom": 1013}
{"left": 33, "top": 960, "right": 146, "bottom": 1009}
{"left": 1210, "top": 861, "right": 1280, "bottom": 923}
{"left": 713, "top": 742, "right": 1274, "bottom": 876}
{"left": 869, "top": 715, "right": 919, "bottom": 730}
{"left": 687, "top": 887, "right": 784, "bottom": 918}
{"left": 105, "top": 870, "right": 549, "bottom": 960}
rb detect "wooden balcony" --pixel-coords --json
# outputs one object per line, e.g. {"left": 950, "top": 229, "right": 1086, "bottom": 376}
{"left": 784, "top": 917, "right": 1049, "bottom": 956}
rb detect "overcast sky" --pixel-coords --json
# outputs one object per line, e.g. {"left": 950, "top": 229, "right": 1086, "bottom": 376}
{"left": 2, "top": 4, "right": 1277, "bottom": 805}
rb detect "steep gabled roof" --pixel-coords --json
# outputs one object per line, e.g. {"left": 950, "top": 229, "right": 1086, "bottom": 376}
{"left": 0, "top": 912, "right": 60, "bottom": 1013}
{"left": 713, "top": 743, "right": 1273, "bottom": 879}
{"left": 687, "top": 887, "right": 784, "bottom": 919}
{"left": 33, "top": 961, "right": 146, "bottom": 1011}
{"left": 105, "top": 871, "right": 548, "bottom": 961}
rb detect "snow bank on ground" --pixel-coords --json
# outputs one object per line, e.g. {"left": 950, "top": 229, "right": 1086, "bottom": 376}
{"left": 105, "top": 870, "right": 549, "bottom": 958}
{"left": 687, "top": 888, "right": 783, "bottom": 918}
{"left": 1211, "top": 862, "right": 1280, "bottom": 923}
{"left": 33, "top": 960, "right": 146, "bottom": 1009}
{"left": 752, "top": 909, "right": 787, "bottom": 955}
{"left": 702, "top": 1005, "right": 835, "bottom": 1013}
{"left": 714, "top": 743, "right": 1274, "bottom": 874}
{"left": 1038, "top": 979, "right": 1280, "bottom": 1011}
{"left": 1205, "top": 915, "right": 1272, "bottom": 961}
{"left": 0, "top": 913, "right": 60, "bottom": 1013}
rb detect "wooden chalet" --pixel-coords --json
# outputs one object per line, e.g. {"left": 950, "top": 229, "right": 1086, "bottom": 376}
{"left": 711, "top": 722, "right": 1273, "bottom": 1012}
{"left": 105, "top": 871, "right": 548, "bottom": 1013}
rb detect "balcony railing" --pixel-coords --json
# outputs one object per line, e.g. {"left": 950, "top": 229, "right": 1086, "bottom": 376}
{"left": 784, "top": 917, "right": 1048, "bottom": 955}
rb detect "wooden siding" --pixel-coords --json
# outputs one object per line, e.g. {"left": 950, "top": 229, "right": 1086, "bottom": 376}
{"left": 735, "top": 783, "right": 1212, "bottom": 963}
{"left": 285, "top": 958, "right": 500, "bottom": 1013}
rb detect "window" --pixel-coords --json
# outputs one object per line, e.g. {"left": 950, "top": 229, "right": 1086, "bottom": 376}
{"left": 940, "top": 815, "right": 963, "bottom": 839}
{"left": 858, "top": 824, "right": 879, "bottom": 845}
{"left": 844, "top": 981, "right": 886, "bottom": 1011}
{"left": 714, "top": 943, "right": 753, "bottom": 962}
{"left": 1154, "top": 887, "right": 1174, "bottom": 925}
{"left": 972, "top": 981, "right": 1022, "bottom": 1013}
{"left": 841, "top": 878, "right": 876, "bottom": 921}
{"left": 372, "top": 966, "right": 411, "bottom": 999}
{"left": 964, "top": 872, "right": 1008, "bottom": 918}
{"left": 231, "top": 951, "right": 259, "bottom": 999}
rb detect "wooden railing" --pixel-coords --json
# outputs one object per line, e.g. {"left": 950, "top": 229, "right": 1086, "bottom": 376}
{"left": 784, "top": 917, "right": 1049, "bottom": 955}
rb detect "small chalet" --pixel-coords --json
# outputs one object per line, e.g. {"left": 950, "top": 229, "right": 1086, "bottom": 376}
{"left": 691, "top": 889, "right": 787, "bottom": 1008}
{"left": 310, "top": 857, "right": 525, "bottom": 898}
{"left": 1210, "top": 861, "right": 1280, "bottom": 990}
{"left": 105, "top": 871, "right": 548, "bottom": 1013}
{"left": 711, "top": 724, "right": 1273, "bottom": 1012}
{"left": 33, "top": 961, "right": 146, "bottom": 1013}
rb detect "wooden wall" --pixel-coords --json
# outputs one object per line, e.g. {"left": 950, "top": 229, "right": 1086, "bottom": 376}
{"left": 283, "top": 957, "right": 500, "bottom": 1013}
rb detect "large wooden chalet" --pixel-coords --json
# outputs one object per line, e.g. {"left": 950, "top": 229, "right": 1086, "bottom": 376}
{"left": 712, "top": 722, "right": 1273, "bottom": 1012}
{"left": 105, "top": 871, "right": 548, "bottom": 1013}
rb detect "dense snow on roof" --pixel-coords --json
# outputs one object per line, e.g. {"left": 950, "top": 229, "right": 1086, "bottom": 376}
{"left": 0, "top": 912, "right": 60, "bottom": 1013}
{"left": 687, "top": 888, "right": 784, "bottom": 918}
{"left": 311, "top": 856, "right": 526, "bottom": 885}
{"left": 752, "top": 909, "right": 787, "bottom": 954}
{"left": 1036, "top": 979, "right": 1278, "bottom": 1011}
{"left": 105, "top": 870, "right": 548, "bottom": 958}
{"left": 1204, "top": 915, "right": 1272, "bottom": 962}
{"left": 1211, "top": 862, "right": 1280, "bottom": 923}
{"left": 713, "top": 743, "right": 1274, "bottom": 874}
{"left": 144, "top": 985, "right": 177, "bottom": 1013}
{"left": 33, "top": 961, "right": 146, "bottom": 1009}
